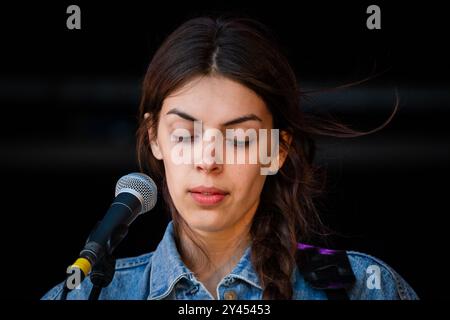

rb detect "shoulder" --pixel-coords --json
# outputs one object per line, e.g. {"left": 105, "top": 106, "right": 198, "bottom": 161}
{"left": 345, "top": 250, "right": 419, "bottom": 300}
{"left": 115, "top": 251, "right": 154, "bottom": 270}
{"left": 41, "top": 252, "right": 154, "bottom": 300}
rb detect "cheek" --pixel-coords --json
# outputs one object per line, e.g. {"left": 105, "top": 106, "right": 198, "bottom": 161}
{"left": 229, "top": 164, "right": 266, "bottom": 196}
{"left": 156, "top": 126, "right": 172, "bottom": 156}
{"left": 163, "top": 161, "right": 188, "bottom": 193}
{"left": 162, "top": 163, "right": 190, "bottom": 214}
{"left": 159, "top": 145, "right": 190, "bottom": 200}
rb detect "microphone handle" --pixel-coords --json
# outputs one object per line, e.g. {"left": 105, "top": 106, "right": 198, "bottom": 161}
{"left": 80, "top": 192, "right": 141, "bottom": 268}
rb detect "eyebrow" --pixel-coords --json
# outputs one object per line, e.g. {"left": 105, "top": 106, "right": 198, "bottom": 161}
{"left": 166, "top": 108, "right": 262, "bottom": 126}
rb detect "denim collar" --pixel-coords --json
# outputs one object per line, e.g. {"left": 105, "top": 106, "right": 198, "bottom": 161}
{"left": 147, "top": 221, "right": 262, "bottom": 299}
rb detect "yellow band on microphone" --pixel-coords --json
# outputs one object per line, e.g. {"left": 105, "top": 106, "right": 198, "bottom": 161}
{"left": 71, "top": 257, "right": 91, "bottom": 276}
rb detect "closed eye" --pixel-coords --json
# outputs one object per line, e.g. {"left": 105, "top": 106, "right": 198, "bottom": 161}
{"left": 228, "top": 138, "right": 254, "bottom": 148}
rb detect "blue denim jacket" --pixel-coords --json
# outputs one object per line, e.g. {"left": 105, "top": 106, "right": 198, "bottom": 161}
{"left": 42, "top": 221, "right": 418, "bottom": 300}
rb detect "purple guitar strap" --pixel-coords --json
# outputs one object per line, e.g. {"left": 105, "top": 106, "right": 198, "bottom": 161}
{"left": 296, "top": 243, "right": 356, "bottom": 300}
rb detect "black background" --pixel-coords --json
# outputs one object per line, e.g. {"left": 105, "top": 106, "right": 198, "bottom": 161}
{"left": 0, "top": 1, "right": 449, "bottom": 300}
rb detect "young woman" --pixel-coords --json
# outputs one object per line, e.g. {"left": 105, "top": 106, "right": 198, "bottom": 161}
{"left": 43, "top": 15, "right": 418, "bottom": 300}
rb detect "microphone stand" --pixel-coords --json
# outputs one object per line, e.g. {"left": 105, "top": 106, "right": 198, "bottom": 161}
{"left": 61, "top": 223, "right": 129, "bottom": 300}
{"left": 87, "top": 224, "right": 129, "bottom": 300}
{"left": 88, "top": 254, "right": 116, "bottom": 300}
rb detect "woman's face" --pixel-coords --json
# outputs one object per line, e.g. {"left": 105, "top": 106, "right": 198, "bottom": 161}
{"left": 148, "top": 75, "right": 284, "bottom": 234}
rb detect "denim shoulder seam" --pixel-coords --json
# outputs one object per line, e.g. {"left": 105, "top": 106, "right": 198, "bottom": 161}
{"left": 115, "top": 252, "right": 154, "bottom": 270}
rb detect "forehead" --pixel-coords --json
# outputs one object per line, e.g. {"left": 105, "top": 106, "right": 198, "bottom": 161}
{"left": 161, "top": 75, "right": 272, "bottom": 125}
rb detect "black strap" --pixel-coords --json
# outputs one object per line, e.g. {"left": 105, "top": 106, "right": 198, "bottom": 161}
{"left": 296, "top": 243, "right": 356, "bottom": 300}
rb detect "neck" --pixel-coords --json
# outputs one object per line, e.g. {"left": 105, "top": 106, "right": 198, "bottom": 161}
{"left": 179, "top": 221, "right": 252, "bottom": 275}
{"left": 178, "top": 223, "right": 251, "bottom": 299}
{"left": 178, "top": 200, "right": 258, "bottom": 274}
{"left": 175, "top": 201, "right": 259, "bottom": 298}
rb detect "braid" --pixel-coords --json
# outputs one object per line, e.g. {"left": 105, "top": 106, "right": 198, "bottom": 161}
{"left": 250, "top": 169, "right": 300, "bottom": 300}
{"left": 251, "top": 205, "right": 297, "bottom": 299}
{"left": 250, "top": 135, "right": 327, "bottom": 300}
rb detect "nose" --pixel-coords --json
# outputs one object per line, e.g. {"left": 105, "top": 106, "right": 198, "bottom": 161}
{"left": 195, "top": 139, "right": 223, "bottom": 174}
{"left": 196, "top": 160, "right": 222, "bottom": 174}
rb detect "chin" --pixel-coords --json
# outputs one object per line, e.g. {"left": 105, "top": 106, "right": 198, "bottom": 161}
{"left": 184, "top": 212, "right": 229, "bottom": 233}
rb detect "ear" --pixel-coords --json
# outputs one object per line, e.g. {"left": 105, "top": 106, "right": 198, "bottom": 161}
{"left": 145, "top": 112, "right": 163, "bottom": 160}
{"left": 278, "top": 130, "right": 292, "bottom": 168}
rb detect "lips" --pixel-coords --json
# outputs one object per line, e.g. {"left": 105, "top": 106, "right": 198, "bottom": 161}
{"left": 189, "top": 186, "right": 228, "bottom": 195}
{"left": 189, "top": 186, "right": 229, "bottom": 206}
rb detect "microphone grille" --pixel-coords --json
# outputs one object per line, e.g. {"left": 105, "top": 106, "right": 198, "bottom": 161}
{"left": 115, "top": 172, "right": 157, "bottom": 213}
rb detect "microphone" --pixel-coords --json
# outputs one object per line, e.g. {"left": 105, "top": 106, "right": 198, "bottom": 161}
{"left": 68, "top": 172, "right": 157, "bottom": 279}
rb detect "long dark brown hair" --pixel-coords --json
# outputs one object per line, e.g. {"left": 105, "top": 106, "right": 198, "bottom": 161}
{"left": 136, "top": 15, "right": 396, "bottom": 299}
